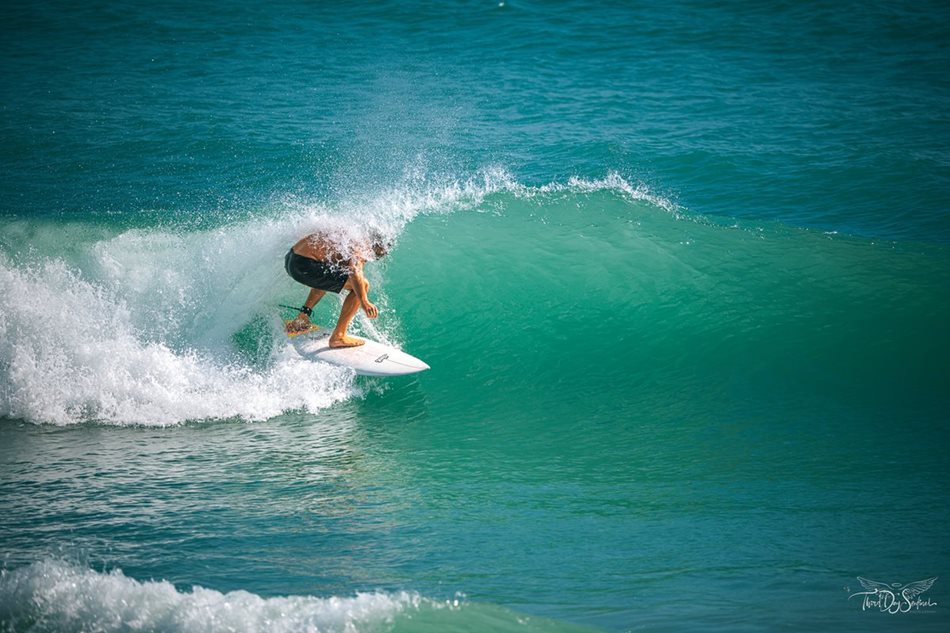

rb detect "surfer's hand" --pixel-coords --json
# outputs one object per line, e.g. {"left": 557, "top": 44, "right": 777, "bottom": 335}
{"left": 363, "top": 302, "right": 379, "bottom": 319}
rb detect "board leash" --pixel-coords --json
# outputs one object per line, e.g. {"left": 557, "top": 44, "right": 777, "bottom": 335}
{"left": 278, "top": 304, "right": 312, "bottom": 316}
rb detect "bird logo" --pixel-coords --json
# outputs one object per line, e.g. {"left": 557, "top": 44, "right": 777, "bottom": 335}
{"left": 848, "top": 576, "right": 938, "bottom": 613}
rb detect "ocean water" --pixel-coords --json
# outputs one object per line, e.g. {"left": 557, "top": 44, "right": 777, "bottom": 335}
{"left": 1, "top": 1, "right": 949, "bottom": 631}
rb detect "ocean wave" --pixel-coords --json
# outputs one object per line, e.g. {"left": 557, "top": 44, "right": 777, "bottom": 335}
{"left": 0, "top": 168, "right": 675, "bottom": 426}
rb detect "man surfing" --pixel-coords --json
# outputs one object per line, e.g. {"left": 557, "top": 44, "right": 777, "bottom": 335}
{"left": 284, "top": 231, "right": 387, "bottom": 348}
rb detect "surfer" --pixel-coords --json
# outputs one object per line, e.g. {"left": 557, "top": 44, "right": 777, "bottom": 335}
{"left": 284, "top": 232, "right": 387, "bottom": 348}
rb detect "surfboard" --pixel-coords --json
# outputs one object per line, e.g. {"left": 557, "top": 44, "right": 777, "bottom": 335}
{"left": 286, "top": 322, "right": 430, "bottom": 377}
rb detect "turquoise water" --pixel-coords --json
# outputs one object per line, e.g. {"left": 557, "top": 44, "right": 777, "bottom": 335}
{"left": 1, "top": 1, "right": 949, "bottom": 631}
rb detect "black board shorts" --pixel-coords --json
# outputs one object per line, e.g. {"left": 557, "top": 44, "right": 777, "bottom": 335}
{"left": 285, "top": 249, "right": 349, "bottom": 293}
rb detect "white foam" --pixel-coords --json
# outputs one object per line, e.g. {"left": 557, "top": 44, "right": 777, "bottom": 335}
{"left": 0, "top": 257, "right": 357, "bottom": 426}
{"left": 0, "top": 560, "right": 421, "bottom": 633}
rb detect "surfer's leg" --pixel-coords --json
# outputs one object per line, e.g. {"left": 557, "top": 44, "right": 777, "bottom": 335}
{"left": 304, "top": 287, "right": 326, "bottom": 311}
{"left": 329, "top": 291, "right": 365, "bottom": 348}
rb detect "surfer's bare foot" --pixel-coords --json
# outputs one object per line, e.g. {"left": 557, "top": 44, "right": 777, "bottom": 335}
{"left": 329, "top": 335, "right": 365, "bottom": 348}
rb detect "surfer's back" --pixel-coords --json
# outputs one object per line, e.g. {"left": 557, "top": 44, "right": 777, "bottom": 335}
{"left": 292, "top": 233, "right": 336, "bottom": 263}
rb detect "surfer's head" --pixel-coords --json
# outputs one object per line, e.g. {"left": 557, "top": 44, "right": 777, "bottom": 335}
{"left": 369, "top": 231, "right": 391, "bottom": 259}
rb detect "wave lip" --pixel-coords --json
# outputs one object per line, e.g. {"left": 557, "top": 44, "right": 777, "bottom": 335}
{"left": 0, "top": 560, "right": 421, "bottom": 633}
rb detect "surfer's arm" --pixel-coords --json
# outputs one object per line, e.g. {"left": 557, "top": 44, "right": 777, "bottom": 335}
{"left": 348, "top": 260, "right": 378, "bottom": 318}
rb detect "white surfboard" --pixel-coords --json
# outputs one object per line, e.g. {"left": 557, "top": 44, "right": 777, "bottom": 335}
{"left": 289, "top": 325, "right": 430, "bottom": 377}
